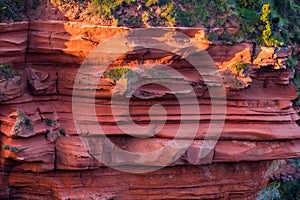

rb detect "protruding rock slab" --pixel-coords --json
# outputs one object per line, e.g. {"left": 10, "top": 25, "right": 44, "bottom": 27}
{"left": 0, "top": 134, "right": 55, "bottom": 172}
{"left": 26, "top": 67, "right": 57, "bottom": 95}
{"left": 56, "top": 136, "right": 102, "bottom": 170}
{"left": 0, "top": 109, "right": 46, "bottom": 138}
{"left": 0, "top": 76, "right": 23, "bottom": 101}
{"left": 207, "top": 42, "right": 253, "bottom": 69}
{"left": 7, "top": 161, "right": 273, "bottom": 200}
{"left": 214, "top": 140, "right": 300, "bottom": 162}
{"left": 0, "top": 22, "right": 28, "bottom": 64}
{"left": 253, "top": 46, "right": 292, "bottom": 69}
{"left": 56, "top": 136, "right": 215, "bottom": 170}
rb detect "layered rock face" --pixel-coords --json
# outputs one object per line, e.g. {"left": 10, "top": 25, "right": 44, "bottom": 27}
{"left": 0, "top": 21, "right": 299, "bottom": 199}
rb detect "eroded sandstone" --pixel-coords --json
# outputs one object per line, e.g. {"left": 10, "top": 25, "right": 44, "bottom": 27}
{"left": 0, "top": 20, "right": 299, "bottom": 199}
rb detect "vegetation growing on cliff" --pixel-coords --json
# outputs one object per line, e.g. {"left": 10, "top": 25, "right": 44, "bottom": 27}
{"left": 0, "top": 63, "right": 18, "bottom": 80}
{"left": 230, "top": 62, "right": 249, "bottom": 76}
{"left": 223, "top": 61, "right": 252, "bottom": 90}
{"left": 257, "top": 158, "right": 300, "bottom": 200}
{"left": 46, "top": 118, "right": 54, "bottom": 126}
{"left": 1, "top": 0, "right": 299, "bottom": 46}
{"left": 103, "top": 67, "right": 132, "bottom": 82}
{"left": 260, "top": 3, "right": 283, "bottom": 47}
{"left": 2, "top": 144, "right": 27, "bottom": 153}
{"left": 13, "top": 110, "right": 33, "bottom": 135}
{"left": 58, "top": 128, "right": 67, "bottom": 136}
{"left": 0, "top": 0, "right": 39, "bottom": 21}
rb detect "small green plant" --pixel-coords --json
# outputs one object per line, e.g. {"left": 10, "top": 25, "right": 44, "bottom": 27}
{"left": 235, "top": 79, "right": 241, "bottom": 87}
{"left": 45, "top": 118, "right": 54, "bottom": 126}
{"left": 59, "top": 128, "right": 67, "bottom": 136}
{"left": 260, "top": 3, "right": 283, "bottom": 47}
{"left": 2, "top": 144, "right": 27, "bottom": 153}
{"left": 24, "top": 118, "right": 32, "bottom": 126}
{"left": 0, "top": 63, "right": 18, "bottom": 79}
{"left": 2, "top": 144, "right": 10, "bottom": 150}
{"left": 103, "top": 67, "right": 132, "bottom": 82}
{"left": 230, "top": 62, "right": 249, "bottom": 76}
{"left": 14, "top": 110, "right": 33, "bottom": 135}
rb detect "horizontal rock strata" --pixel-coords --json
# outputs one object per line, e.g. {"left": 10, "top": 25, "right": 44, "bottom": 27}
{"left": 6, "top": 162, "right": 272, "bottom": 200}
{"left": 0, "top": 20, "right": 299, "bottom": 199}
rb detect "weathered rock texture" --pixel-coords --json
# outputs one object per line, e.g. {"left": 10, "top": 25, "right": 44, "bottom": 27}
{"left": 0, "top": 21, "right": 299, "bottom": 199}
{"left": 0, "top": 22, "right": 28, "bottom": 64}
{"left": 6, "top": 162, "right": 274, "bottom": 200}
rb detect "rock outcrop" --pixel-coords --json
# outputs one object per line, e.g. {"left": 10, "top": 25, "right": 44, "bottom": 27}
{"left": 0, "top": 22, "right": 28, "bottom": 64}
{"left": 6, "top": 162, "right": 274, "bottom": 200}
{"left": 0, "top": 21, "right": 299, "bottom": 199}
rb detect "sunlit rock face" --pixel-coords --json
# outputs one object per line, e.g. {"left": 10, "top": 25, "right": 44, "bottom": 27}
{"left": 0, "top": 20, "right": 299, "bottom": 199}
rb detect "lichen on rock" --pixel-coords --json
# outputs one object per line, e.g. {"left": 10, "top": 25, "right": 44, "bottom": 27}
{"left": 11, "top": 110, "right": 33, "bottom": 137}
{"left": 221, "top": 61, "right": 252, "bottom": 90}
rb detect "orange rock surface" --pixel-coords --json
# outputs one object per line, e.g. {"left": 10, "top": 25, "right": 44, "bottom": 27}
{"left": 0, "top": 20, "right": 299, "bottom": 199}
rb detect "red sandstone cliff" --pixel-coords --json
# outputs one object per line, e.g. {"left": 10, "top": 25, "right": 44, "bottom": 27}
{"left": 0, "top": 21, "right": 299, "bottom": 199}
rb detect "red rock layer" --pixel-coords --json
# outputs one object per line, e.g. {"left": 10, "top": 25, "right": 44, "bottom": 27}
{"left": 0, "top": 21, "right": 299, "bottom": 199}
{"left": 0, "top": 22, "right": 28, "bottom": 64}
{"left": 7, "top": 161, "right": 273, "bottom": 200}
